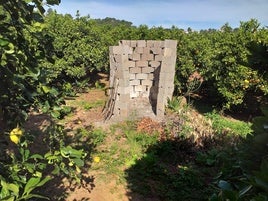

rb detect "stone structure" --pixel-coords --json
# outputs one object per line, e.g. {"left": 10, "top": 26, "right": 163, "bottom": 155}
{"left": 103, "top": 39, "right": 177, "bottom": 121}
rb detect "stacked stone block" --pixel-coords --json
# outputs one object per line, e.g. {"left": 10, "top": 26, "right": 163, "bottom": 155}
{"left": 104, "top": 40, "right": 177, "bottom": 121}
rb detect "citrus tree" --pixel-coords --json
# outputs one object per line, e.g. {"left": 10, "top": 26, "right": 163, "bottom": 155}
{"left": 0, "top": 1, "right": 87, "bottom": 200}
{"left": 43, "top": 10, "right": 110, "bottom": 83}
{"left": 0, "top": 0, "right": 62, "bottom": 127}
{"left": 175, "top": 20, "right": 268, "bottom": 110}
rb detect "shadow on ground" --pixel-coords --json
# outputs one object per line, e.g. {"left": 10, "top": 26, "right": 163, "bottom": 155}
{"left": 24, "top": 113, "right": 96, "bottom": 200}
{"left": 125, "top": 105, "right": 268, "bottom": 201}
{"left": 125, "top": 138, "right": 216, "bottom": 201}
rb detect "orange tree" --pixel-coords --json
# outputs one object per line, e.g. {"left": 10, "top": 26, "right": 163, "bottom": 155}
{"left": 0, "top": 1, "right": 87, "bottom": 200}
{"left": 0, "top": 0, "right": 64, "bottom": 127}
{"left": 175, "top": 20, "right": 268, "bottom": 110}
{"left": 42, "top": 12, "right": 268, "bottom": 111}
{"left": 43, "top": 10, "right": 110, "bottom": 83}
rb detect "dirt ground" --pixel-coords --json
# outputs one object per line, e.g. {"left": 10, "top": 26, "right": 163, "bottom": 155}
{"left": 23, "top": 73, "right": 136, "bottom": 200}
{"left": 26, "top": 74, "right": 216, "bottom": 200}
{"left": 63, "top": 89, "right": 132, "bottom": 201}
{"left": 55, "top": 87, "right": 167, "bottom": 201}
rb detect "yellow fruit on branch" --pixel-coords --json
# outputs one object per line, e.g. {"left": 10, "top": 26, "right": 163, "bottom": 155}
{"left": 9, "top": 127, "right": 23, "bottom": 144}
{"left": 10, "top": 134, "right": 20, "bottom": 144}
{"left": 244, "top": 79, "right": 250, "bottom": 84}
{"left": 10, "top": 127, "right": 23, "bottom": 136}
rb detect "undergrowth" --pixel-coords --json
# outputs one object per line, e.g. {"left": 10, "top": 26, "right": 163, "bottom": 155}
{"left": 86, "top": 102, "right": 257, "bottom": 200}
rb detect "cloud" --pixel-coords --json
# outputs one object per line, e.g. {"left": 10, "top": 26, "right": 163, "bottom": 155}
{"left": 52, "top": 0, "right": 268, "bottom": 30}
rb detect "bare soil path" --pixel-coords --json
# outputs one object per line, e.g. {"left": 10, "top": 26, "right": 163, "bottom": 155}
{"left": 63, "top": 88, "right": 132, "bottom": 201}
{"left": 26, "top": 74, "right": 219, "bottom": 200}
{"left": 25, "top": 74, "right": 136, "bottom": 200}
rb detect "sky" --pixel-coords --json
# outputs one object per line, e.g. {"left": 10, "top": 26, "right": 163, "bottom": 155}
{"left": 50, "top": 0, "right": 268, "bottom": 30}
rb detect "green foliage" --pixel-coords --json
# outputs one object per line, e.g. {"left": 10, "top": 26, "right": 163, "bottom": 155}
{"left": 176, "top": 19, "right": 268, "bottom": 109}
{"left": 83, "top": 100, "right": 105, "bottom": 111}
{"left": 210, "top": 106, "right": 268, "bottom": 200}
{"left": 90, "top": 128, "right": 106, "bottom": 146}
{"left": 0, "top": 139, "right": 51, "bottom": 200}
{"left": 43, "top": 11, "right": 109, "bottom": 81}
{"left": 0, "top": 123, "right": 87, "bottom": 200}
{"left": 125, "top": 139, "right": 214, "bottom": 200}
{"left": 0, "top": 176, "right": 51, "bottom": 201}
{"left": 0, "top": 0, "right": 62, "bottom": 127}
{"left": 1, "top": 3, "right": 268, "bottom": 199}
{"left": 252, "top": 106, "right": 268, "bottom": 134}
{"left": 41, "top": 12, "right": 268, "bottom": 111}
{"left": 205, "top": 111, "right": 253, "bottom": 138}
{"left": 91, "top": 121, "right": 159, "bottom": 178}
{"left": 0, "top": 2, "right": 88, "bottom": 200}
{"left": 167, "top": 96, "right": 185, "bottom": 113}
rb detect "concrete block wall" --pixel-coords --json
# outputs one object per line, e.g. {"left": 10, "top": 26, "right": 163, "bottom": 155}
{"left": 104, "top": 40, "right": 177, "bottom": 121}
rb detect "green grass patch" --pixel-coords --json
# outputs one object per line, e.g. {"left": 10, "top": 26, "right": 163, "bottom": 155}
{"left": 91, "top": 121, "right": 159, "bottom": 173}
{"left": 82, "top": 108, "right": 255, "bottom": 200}
{"left": 81, "top": 100, "right": 105, "bottom": 110}
{"left": 88, "top": 120, "right": 217, "bottom": 200}
{"left": 205, "top": 111, "right": 253, "bottom": 138}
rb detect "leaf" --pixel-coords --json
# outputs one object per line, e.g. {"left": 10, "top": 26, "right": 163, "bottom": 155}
{"left": 5, "top": 43, "right": 15, "bottom": 54}
{"left": 51, "top": 110, "right": 60, "bottom": 118}
{"left": 32, "top": 13, "right": 44, "bottom": 22}
{"left": 24, "top": 149, "right": 30, "bottom": 160}
{"left": 6, "top": 184, "right": 19, "bottom": 196}
{"left": 27, "top": 68, "right": 40, "bottom": 80}
{"left": 0, "top": 38, "right": 9, "bottom": 47}
{"left": 36, "top": 4, "right": 46, "bottom": 15}
{"left": 20, "top": 193, "right": 49, "bottom": 200}
{"left": 260, "top": 106, "right": 268, "bottom": 117}
{"left": 49, "top": 87, "right": 59, "bottom": 96}
{"left": 41, "top": 85, "right": 50, "bottom": 94}
{"left": 255, "top": 177, "right": 268, "bottom": 192}
{"left": 53, "top": 106, "right": 62, "bottom": 111}
{"left": 33, "top": 171, "right": 42, "bottom": 178}
{"left": 29, "top": 154, "right": 43, "bottom": 160}
{"left": 0, "top": 180, "right": 19, "bottom": 197}
{"left": 239, "top": 185, "right": 252, "bottom": 197}
{"left": 218, "top": 180, "right": 233, "bottom": 191}
{"left": 5, "top": 49, "right": 15, "bottom": 54}
{"left": 60, "top": 147, "right": 71, "bottom": 158}
{"left": 24, "top": 163, "right": 35, "bottom": 173}
{"left": 23, "top": 177, "right": 41, "bottom": 196}
{"left": 73, "top": 158, "right": 84, "bottom": 167}
{"left": 35, "top": 176, "right": 51, "bottom": 188}
{"left": 51, "top": 165, "right": 60, "bottom": 175}
{"left": 46, "top": 0, "right": 61, "bottom": 5}
{"left": 41, "top": 101, "right": 50, "bottom": 113}
{"left": 0, "top": 196, "right": 15, "bottom": 201}
{"left": 61, "top": 146, "right": 84, "bottom": 158}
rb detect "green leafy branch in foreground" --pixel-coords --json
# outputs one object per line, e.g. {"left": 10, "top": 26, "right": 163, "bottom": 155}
{"left": 0, "top": 122, "right": 87, "bottom": 201}
{"left": 0, "top": 2, "right": 87, "bottom": 200}
{"left": 210, "top": 106, "right": 268, "bottom": 201}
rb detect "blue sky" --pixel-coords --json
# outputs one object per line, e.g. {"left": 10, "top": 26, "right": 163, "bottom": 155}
{"left": 50, "top": 0, "right": 268, "bottom": 30}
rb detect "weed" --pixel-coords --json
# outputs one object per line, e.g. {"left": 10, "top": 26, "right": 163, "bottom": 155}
{"left": 83, "top": 100, "right": 105, "bottom": 110}
{"left": 167, "top": 96, "right": 188, "bottom": 113}
{"left": 94, "top": 81, "right": 106, "bottom": 89}
{"left": 205, "top": 111, "right": 253, "bottom": 138}
{"left": 90, "top": 128, "right": 106, "bottom": 145}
